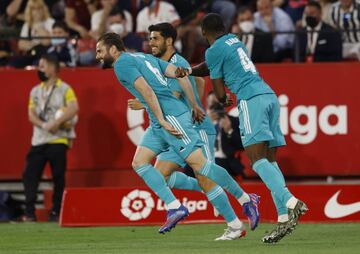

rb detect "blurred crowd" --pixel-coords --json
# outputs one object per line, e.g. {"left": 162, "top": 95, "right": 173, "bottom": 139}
{"left": 0, "top": 0, "right": 360, "bottom": 68}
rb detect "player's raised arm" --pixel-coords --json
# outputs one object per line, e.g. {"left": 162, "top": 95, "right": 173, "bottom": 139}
{"left": 133, "top": 77, "right": 182, "bottom": 138}
{"left": 175, "top": 62, "right": 210, "bottom": 78}
{"left": 164, "top": 64, "right": 205, "bottom": 123}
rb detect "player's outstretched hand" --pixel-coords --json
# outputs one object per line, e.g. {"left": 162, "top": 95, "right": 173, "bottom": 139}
{"left": 160, "top": 120, "right": 183, "bottom": 138}
{"left": 128, "top": 98, "right": 145, "bottom": 110}
{"left": 192, "top": 105, "right": 206, "bottom": 123}
{"left": 175, "top": 67, "right": 190, "bottom": 78}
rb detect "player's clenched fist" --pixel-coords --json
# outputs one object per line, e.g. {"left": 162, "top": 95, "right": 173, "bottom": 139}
{"left": 175, "top": 67, "right": 190, "bottom": 78}
{"left": 128, "top": 98, "right": 145, "bottom": 110}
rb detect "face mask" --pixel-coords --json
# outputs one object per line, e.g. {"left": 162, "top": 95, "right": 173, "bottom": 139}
{"left": 109, "top": 23, "right": 124, "bottom": 36}
{"left": 239, "top": 21, "right": 255, "bottom": 33}
{"left": 51, "top": 38, "right": 66, "bottom": 46}
{"left": 306, "top": 16, "right": 318, "bottom": 28}
{"left": 37, "top": 70, "right": 49, "bottom": 81}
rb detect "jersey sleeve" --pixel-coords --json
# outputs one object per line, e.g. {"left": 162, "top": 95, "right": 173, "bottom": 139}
{"left": 156, "top": 58, "right": 170, "bottom": 74}
{"left": 205, "top": 47, "right": 223, "bottom": 80}
{"left": 65, "top": 87, "right": 77, "bottom": 104}
{"left": 114, "top": 56, "right": 142, "bottom": 86}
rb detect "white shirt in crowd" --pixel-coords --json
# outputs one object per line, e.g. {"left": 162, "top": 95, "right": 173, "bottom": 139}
{"left": 136, "top": 1, "right": 180, "bottom": 33}
{"left": 20, "top": 18, "right": 55, "bottom": 38}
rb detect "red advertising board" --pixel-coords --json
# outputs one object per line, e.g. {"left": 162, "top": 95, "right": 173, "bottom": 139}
{"left": 60, "top": 183, "right": 360, "bottom": 226}
{"left": 0, "top": 63, "right": 360, "bottom": 184}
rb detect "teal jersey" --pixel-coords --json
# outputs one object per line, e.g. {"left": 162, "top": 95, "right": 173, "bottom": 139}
{"left": 205, "top": 33, "right": 274, "bottom": 101}
{"left": 114, "top": 52, "right": 188, "bottom": 127}
{"left": 167, "top": 53, "right": 216, "bottom": 135}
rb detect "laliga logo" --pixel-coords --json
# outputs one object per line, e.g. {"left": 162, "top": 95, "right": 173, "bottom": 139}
{"left": 127, "top": 108, "right": 146, "bottom": 145}
{"left": 229, "top": 94, "right": 348, "bottom": 145}
{"left": 120, "top": 189, "right": 155, "bottom": 221}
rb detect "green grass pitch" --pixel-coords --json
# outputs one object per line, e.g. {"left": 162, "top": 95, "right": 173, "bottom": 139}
{"left": 0, "top": 223, "right": 359, "bottom": 254}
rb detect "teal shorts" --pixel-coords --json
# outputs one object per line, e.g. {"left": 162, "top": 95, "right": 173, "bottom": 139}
{"left": 238, "top": 93, "right": 286, "bottom": 148}
{"left": 156, "top": 128, "right": 215, "bottom": 168}
{"left": 139, "top": 112, "right": 203, "bottom": 160}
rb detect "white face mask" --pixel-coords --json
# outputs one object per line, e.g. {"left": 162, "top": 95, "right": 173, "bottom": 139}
{"left": 109, "top": 23, "right": 124, "bottom": 36}
{"left": 239, "top": 21, "right": 255, "bottom": 33}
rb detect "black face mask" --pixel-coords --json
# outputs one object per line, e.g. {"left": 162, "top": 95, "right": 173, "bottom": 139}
{"left": 37, "top": 70, "right": 49, "bottom": 81}
{"left": 306, "top": 16, "right": 319, "bottom": 28}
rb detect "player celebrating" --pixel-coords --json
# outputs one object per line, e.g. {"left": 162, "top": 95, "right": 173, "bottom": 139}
{"left": 128, "top": 22, "right": 259, "bottom": 240}
{"left": 95, "top": 32, "right": 259, "bottom": 235}
{"left": 175, "top": 13, "right": 308, "bottom": 243}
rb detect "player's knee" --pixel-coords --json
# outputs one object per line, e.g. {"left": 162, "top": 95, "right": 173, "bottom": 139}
{"left": 196, "top": 174, "right": 216, "bottom": 192}
{"left": 131, "top": 158, "right": 144, "bottom": 171}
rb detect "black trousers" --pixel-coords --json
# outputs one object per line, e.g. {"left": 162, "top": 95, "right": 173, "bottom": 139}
{"left": 22, "top": 144, "right": 67, "bottom": 216}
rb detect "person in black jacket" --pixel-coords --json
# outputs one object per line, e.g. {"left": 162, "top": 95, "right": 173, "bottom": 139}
{"left": 207, "top": 92, "right": 246, "bottom": 178}
{"left": 232, "top": 7, "right": 275, "bottom": 63}
{"left": 298, "top": 1, "right": 342, "bottom": 62}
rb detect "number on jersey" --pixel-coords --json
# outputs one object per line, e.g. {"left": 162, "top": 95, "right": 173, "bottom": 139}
{"left": 237, "top": 48, "right": 256, "bottom": 74}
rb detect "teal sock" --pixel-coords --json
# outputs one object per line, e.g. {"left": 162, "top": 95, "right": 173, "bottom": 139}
{"left": 206, "top": 186, "right": 237, "bottom": 223}
{"left": 199, "top": 161, "right": 245, "bottom": 199}
{"left": 135, "top": 164, "right": 176, "bottom": 205}
{"left": 167, "top": 171, "right": 202, "bottom": 192}
{"left": 253, "top": 159, "right": 293, "bottom": 205}
{"left": 271, "top": 162, "right": 288, "bottom": 216}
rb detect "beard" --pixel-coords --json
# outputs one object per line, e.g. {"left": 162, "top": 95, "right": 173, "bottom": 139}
{"left": 102, "top": 54, "right": 115, "bottom": 69}
{"left": 152, "top": 44, "right": 167, "bottom": 58}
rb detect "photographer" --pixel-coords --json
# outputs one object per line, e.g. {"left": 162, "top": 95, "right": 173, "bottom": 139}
{"left": 22, "top": 54, "right": 79, "bottom": 222}
{"left": 207, "top": 92, "right": 245, "bottom": 178}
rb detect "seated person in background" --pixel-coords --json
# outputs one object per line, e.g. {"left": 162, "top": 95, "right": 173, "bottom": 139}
{"left": 255, "top": 0, "right": 295, "bottom": 61}
{"left": 48, "top": 21, "right": 77, "bottom": 67}
{"left": 299, "top": 1, "right": 342, "bottom": 62}
{"left": 89, "top": 0, "right": 133, "bottom": 40}
{"left": 232, "top": 7, "right": 275, "bottom": 63}
{"left": 329, "top": 0, "right": 360, "bottom": 60}
{"left": 106, "top": 7, "right": 143, "bottom": 52}
{"left": 3, "top": 0, "right": 27, "bottom": 28}
{"left": 65, "top": 0, "right": 96, "bottom": 38}
{"left": 9, "top": 0, "right": 54, "bottom": 68}
{"left": 207, "top": 92, "right": 245, "bottom": 178}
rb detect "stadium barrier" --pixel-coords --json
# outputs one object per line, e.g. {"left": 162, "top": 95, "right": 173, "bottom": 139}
{"left": 1, "top": 63, "right": 359, "bottom": 186}
{"left": 60, "top": 183, "right": 360, "bottom": 226}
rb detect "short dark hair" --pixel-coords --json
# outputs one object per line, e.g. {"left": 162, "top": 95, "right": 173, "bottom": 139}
{"left": 52, "top": 20, "right": 69, "bottom": 33}
{"left": 238, "top": 6, "right": 253, "bottom": 16}
{"left": 201, "top": 13, "right": 225, "bottom": 34}
{"left": 307, "top": 1, "right": 322, "bottom": 11}
{"left": 148, "top": 22, "right": 177, "bottom": 44}
{"left": 97, "top": 32, "right": 125, "bottom": 51}
{"left": 40, "top": 54, "right": 60, "bottom": 71}
{"left": 109, "top": 6, "right": 126, "bottom": 19}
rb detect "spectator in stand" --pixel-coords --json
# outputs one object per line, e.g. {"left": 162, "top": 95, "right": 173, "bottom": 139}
{"left": 232, "top": 7, "right": 275, "bottom": 63}
{"left": 0, "top": 41, "right": 12, "bottom": 66}
{"left": 136, "top": 0, "right": 180, "bottom": 35}
{"left": 48, "top": 21, "right": 77, "bottom": 67}
{"left": 206, "top": 92, "right": 245, "bottom": 178}
{"left": 298, "top": 1, "right": 342, "bottom": 62}
{"left": 106, "top": 7, "right": 143, "bottom": 52}
{"left": 65, "top": 0, "right": 96, "bottom": 38}
{"left": 255, "top": 0, "right": 295, "bottom": 61}
{"left": 329, "top": 0, "right": 360, "bottom": 60}
{"left": 283, "top": 0, "right": 308, "bottom": 24}
{"left": 211, "top": 0, "right": 237, "bottom": 31}
{"left": 9, "top": 0, "right": 54, "bottom": 68}
{"left": 22, "top": 54, "right": 78, "bottom": 222}
{"left": 89, "top": 0, "right": 133, "bottom": 40}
